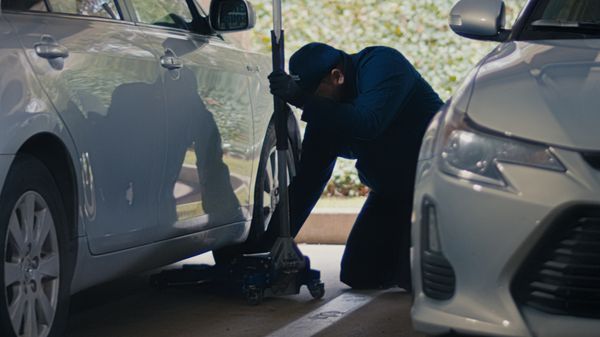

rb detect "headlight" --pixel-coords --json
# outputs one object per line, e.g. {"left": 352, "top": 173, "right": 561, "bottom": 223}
{"left": 435, "top": 95, "right": 566, "bottom": 188}
{"left": 418, "top": 109, "right": 443, "bottom": 161}
{"left": 426, "top": 65, "right": 565, "bottom": 189}
{"left": 440, "top": 128, "right": 565, "bottom": 188}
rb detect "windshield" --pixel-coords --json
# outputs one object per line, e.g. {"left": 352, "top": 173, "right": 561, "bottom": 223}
{"left": 520, "top": 0, "right": 600, "bottom": 40}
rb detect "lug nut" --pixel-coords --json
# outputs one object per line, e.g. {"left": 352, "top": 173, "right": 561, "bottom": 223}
{"left": 31, "top": 257, "right": 39, "bottom": 269}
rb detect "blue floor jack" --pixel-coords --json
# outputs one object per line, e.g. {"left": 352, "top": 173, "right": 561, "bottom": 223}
{"left": 149, "top": 248, "right": 324, "bottom": 305}
{"left": 150, "top": 0, "right": 325, "bottom": 305}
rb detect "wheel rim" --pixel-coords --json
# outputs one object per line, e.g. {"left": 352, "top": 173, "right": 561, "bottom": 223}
{"left": 4, "top": 192, "right": 60, "bottom": 337}
{"left": 262, "top": 147, "right": 279, "bottom": 231}
{"left": 261, "top": 146, "right": 294, "bottom": 231}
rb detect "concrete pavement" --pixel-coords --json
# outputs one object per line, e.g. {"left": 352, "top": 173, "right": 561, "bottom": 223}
{"left": 66, "top": 245, "right": 426, "bottom": 337}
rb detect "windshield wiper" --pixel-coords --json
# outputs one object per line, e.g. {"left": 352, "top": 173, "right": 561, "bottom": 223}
{"left": 532, "top": 19, "right": 600, "bottom": 30}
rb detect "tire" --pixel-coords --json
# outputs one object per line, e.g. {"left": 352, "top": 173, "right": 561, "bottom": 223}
{"left": 0, "top": 155, "right": 72, "bottom": 337}
{"left": 213, "top": 124, "right": 298, "bottom": 264}
{"left": 247, "top": 124, "right": 297, "bottom": 245}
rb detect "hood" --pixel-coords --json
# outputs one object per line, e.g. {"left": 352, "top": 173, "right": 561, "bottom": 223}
{"left": 466, "top": 39, "right": 600, "bottom": 151}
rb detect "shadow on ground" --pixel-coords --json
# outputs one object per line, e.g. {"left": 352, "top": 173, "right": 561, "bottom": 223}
{"left": 65, "top": 246, "right": 445, "bottom": 337}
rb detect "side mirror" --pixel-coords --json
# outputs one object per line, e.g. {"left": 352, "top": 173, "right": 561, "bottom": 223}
{"left": 209, "top": 0, "right": 256, "bottom": 33}
{"left": 449, "top": 0, "right": 509, "bottom": 41}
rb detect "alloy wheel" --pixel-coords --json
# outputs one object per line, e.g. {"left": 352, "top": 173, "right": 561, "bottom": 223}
{"left": 4, "top": 191, "right": 60, "bottom": 337}
{"left": 261, "top": 146, "right": 295, "bottom": 231}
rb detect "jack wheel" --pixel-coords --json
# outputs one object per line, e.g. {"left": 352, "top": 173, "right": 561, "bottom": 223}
{"left": 246, "top": 287, "right": 264, "bottom": 306}
{"left": 308, "top": 282, "right": 325, "bottom": 299}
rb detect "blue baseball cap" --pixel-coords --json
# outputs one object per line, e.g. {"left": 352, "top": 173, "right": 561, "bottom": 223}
{"left": 289, "top": 42, "right": 344, "bottom": 94}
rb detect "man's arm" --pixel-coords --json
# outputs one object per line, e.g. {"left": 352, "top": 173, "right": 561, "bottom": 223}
{"left": 302, "top": 48, "right": 418, "bottom": 141}
{"left": 288, "top": 124, "right": 338, "bottom": 237}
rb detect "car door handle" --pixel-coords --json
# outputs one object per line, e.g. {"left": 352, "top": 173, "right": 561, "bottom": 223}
{"left": 34, "top": 42, "right": 69, "bottom": 59}
{"left": 160, "top": 55, "right": 183, "bottom": 70}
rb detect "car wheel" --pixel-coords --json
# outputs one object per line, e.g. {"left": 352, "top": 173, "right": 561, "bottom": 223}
{"left": 213, "top": 124, "right": 297, "bottom": 264}
{"left": 251, "top": 124, "right": 297, "bottom": 242}
{"left": 0, "top": 155, "right": 72, "bottom": 337}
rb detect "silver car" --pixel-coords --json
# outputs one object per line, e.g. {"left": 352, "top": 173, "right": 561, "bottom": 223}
{"left": 0, "top": 1, "right": 301, "bottom": 337}
{"left": 412, "top": 0, "right": 600, "bottom": 336}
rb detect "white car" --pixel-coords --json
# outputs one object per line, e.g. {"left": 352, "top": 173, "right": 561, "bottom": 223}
{"left": 0, "top": 1, "right": 301, "bottom": 337}
{"left": 411, "top": 0, "right": 600, "bottom": 336}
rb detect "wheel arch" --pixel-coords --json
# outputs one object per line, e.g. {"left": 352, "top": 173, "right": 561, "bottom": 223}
{"left": 16, "top": 133, "right": 80, "bottom": 247}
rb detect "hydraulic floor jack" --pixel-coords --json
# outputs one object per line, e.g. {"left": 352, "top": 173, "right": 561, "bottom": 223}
{"left": 150, "top": 0, "right": 324, "bottom": 305}
{"left": 149, "top": 245, "right": 324, "bottom": 305}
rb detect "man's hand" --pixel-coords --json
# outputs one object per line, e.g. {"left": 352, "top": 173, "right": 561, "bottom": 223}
{"left": 268, "top": 70, "right": 308, "bottom": 108}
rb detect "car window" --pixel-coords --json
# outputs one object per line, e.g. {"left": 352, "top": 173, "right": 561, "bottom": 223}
{"left": 2, "top": 0, "right": 48, "bottom": 11}
{"left": 539, "top": 0, "right": 600, "bottom": 22}
{"left": 129, "top": 0, "right": 194, "bottom": 31}
{"left": 49, "top": 0, "right": 121, "bottom": 20}
{"left": 520, "top": 0, "right": 600, "bottom": 40}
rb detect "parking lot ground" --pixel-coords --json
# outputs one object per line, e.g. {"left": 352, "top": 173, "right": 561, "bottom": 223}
{"left": 66, "top": 245, "right": 425, "bottom": 337}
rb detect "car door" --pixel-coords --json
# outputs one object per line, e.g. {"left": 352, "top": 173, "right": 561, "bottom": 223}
{"left": 124, "top": 0, "right": 255, "bottom": 238}
{"left": 3, "top": 0, "right": 169, "bottom": 254}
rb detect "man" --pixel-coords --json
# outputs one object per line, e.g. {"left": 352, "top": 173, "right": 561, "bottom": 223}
{"left": 266, "top": 42, "right": 443, "bottom": 290}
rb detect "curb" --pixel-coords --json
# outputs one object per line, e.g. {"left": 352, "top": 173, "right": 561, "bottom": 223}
{"left": 295, "top": 210, "right": 358, "bottom": 245}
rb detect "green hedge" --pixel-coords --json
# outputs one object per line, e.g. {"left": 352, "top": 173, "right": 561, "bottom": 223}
{"left": 249, "top": 0, "right": 526, "bottom": 99}
{"left": 246, "top": 0, "right": 528, "bottom": 196}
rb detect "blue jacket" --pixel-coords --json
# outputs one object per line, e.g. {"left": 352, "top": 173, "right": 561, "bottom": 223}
{"left": 281, "top": 46, "right": 443, "bottom": 237}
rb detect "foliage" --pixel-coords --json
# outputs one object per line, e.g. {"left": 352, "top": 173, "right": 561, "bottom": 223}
{"left": 324, "top": 160, "right": 370, "bottom": 197}
{"left": 244, "top": 0, "right": 527, "bottom": 196}
{"left": 248, "top": 0, "right": 526, "bottom": 99}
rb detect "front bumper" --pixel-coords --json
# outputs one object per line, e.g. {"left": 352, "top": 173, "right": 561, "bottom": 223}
{"left": 411, "top": 148, "right": 600, "bottom": 337}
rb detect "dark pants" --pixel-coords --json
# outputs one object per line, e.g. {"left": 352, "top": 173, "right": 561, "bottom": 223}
{"left": 341, "top": 191, "right": 412, "bottom": 289}
{"left": 263, "top": 124, "right": 413, "bottom": 289}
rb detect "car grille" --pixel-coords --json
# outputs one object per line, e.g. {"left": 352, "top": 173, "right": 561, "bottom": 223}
{"left": 422, "top": 251, "right": 456, "bottom": 300}
{"left": 582, "top": 152, "right": 600, "bottom": 171}
{"left": 513, "top": 207, "right": 600, "bottom": 318}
